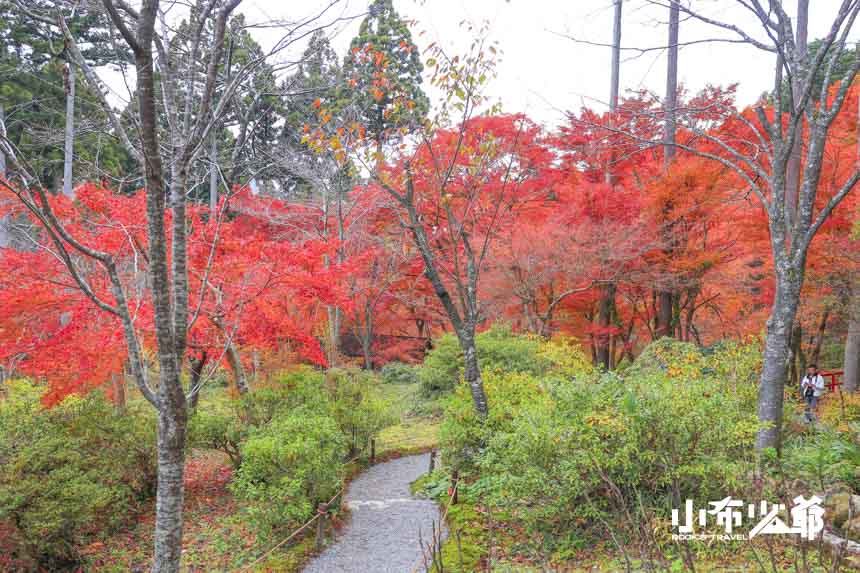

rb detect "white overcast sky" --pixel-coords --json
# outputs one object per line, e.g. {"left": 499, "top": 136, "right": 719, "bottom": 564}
{"left": 232, "top": 0, "right": 856, "bottom": 128}
{"left": 96, "top": 1, "right": 855, "bottom": 128}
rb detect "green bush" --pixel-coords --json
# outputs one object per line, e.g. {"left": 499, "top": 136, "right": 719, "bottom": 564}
{"left": 419, "top": 324, "right": 592, "bottom": 397}
{"left": 0, "top": 380, "right": 156, "bottom": 569}
{"left": 781, "top": 428, "right": 860, "bottom": 493}
{"left": 229, "top": 409, "right": 347, "bottom": 537}
{"left": 440, "top": 340, "right": 762, "bottom": 551}
{"left": 381, "top": 361, "right": 419, "bottom": 385}
{"left": 325, "top": 368, "right": 395, "bottom": 456}
{"left": 191, "top": 366, "right": 393, "bottom": 465}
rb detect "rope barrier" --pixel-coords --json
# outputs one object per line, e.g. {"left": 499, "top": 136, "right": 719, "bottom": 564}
{"left": 238, "top": 449, "right": 368, "bottom": 571}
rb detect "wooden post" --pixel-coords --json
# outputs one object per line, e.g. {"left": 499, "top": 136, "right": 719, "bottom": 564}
{"left": 428, "top": 449, "right": 436, "bottom": 473}
{"left": 451, "top": 469, "right": 459, "bottom": 505}
{"left": 315, "top": 503, "right": 327, "bottom": 550}
{"left": 370, "top": 438, "right": 376, "bottom": 464}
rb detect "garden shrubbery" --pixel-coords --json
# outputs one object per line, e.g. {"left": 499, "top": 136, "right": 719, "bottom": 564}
{"left": 229, "top": 408, "right": 347, "bottom": 537}
{"left": 191, "top": 366, "right": 394, "bottom": 535}
{"left": 438, "top": 338, "right": 764, "bottom": 555}
{"left": 418, "top": 323, "right": 592, "bottom": 396}
{"left": 0, "top": 380, "right": 157, "bottom": 569}
{"left": 380, "top": 361, "right": 420, "bottom": 385}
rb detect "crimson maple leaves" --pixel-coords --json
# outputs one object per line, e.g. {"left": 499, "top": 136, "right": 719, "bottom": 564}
{"left": 1, "top": 83, "right": 858, "bottom": 403}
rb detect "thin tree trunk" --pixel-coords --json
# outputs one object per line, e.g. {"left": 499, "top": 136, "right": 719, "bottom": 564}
{"left": 596, "top": 283, "right": 616, "bottom": 370}
{"left": 134, "top": 5, "right": 189, "bottom": 569}
{"left": 596, "top": 0, "right": 623, "bottom": 368}
{"left": 0, "top": 103, "right": 6, "bottom": 178}
{"left": 112, "top": 371, "right": 126, "bottom": 413}
{"left": 188, "top": 352, "right": 207, "bottom": 410}
{"left": 0, "top": 102, "right": 9, "bottom": 249}
{"left": 785, "top": 0, "right": 809, "bottom": 237}
{"left": 844, "top": 286, "right": 859, "bottom": 392}
{"left": 655, "top": 1, "right": 679, "bottom": 339}
{"left": 460, "top": 329, "right": 488, "bottom": 417}
{"left": 225, "top": 341, "right": 249, "bottom": 395}
{"left": 788, "top": 320, "right": 802, "bottom": 388}
{"left": 609, "top": 0, "right": 622, "bottom": 114}
{"left": 362, "top": 304, "right": 374, "bottom": 370}
{"left": 810, "top": 307, "right": 830, "bottom": 366}
{"left": 209, "top": 131, "right": 218, "bottom": 216}
{"left": 845, "top": 71, "right": 860, "bottom": 394}
{"left": 63, "top": 62, "right": 75, "bottom": 198}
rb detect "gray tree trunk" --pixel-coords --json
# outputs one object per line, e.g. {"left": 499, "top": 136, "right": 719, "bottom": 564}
{"left": 0, "top": 102, "right": 5, "bottom": 178}
{"left": 0, "top": 103, "right": 8, "bottom": 249}
{"left": 362, "top": 304, "right": 374, "bottom": 370}
{"left": 785, "top": 0, "right": 809, "bottom": 236}
{"left": 133, "top": 3, "right": 189, "bottom": 570}
{"left": 846, "top": 84, "right": 860, "bottom": 393}
{"left": 595, "top": 0, "right": 623, "bottom": 366}
{"left": 756, "top": 268, "right": 802, "bottom": 452}
{"left": 225, "top": 341, "right": 249, "bottom": 394}
{"left": 209, "top": 131, "right": 218, "bottom": 216}
{"left": 460, "top": 329, "right": 489, "bottom": 417}
{"left": 656, "top": 0, "right": 680, "bottom": 339}
{"left": 845, "top": 288, "right": 860, "bottom": 392}
{"left": 63, "top": 62, "right": 75, "bottom": 198}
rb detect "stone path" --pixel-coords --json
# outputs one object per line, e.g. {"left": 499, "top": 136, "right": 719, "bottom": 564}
{"left": 303, "top": 453, "right": 444, "bottom": 573}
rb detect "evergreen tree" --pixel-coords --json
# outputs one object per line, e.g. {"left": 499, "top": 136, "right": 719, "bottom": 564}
{"left": 341, "top": 0, "right": 429, "bottom": 152}
{"left": 0, "top": 0, "right": 131, "bottom": 191}
{"left": 277, "top": 30, "right": 345, "bottom": 197}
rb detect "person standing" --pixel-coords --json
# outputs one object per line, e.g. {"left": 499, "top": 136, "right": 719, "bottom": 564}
{"left": 800, "top": 364, "right": 826, "bottom": 423}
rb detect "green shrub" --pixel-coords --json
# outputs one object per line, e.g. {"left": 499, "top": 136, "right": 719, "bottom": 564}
{"left": 781, "top": 428, "right": 860, "bottom": 493}
{"left": 325, "top": 368, "right": 395, "bottom": 456}
{"left": 0, "top": 380, "right": 156, "bottom": 569}
{"left": 419, "top": 324, "right": 591, "bottom": 397}
{"left": 229, "top": 409, "right": 347, "bottom": 537}
{"left": 381, "top": 361, "right": 419, "bottom": 385}
{"left": 188, "top": 407, "right": 245, "bottom": 468}
{"left": 191, "top": 367, "right": 337, "bottom": 467}
{"left": 191, "top": 366, "right": 394, "bottom": 466}
{"left": 440, "top": 340, "right": 762, "bottom": 552}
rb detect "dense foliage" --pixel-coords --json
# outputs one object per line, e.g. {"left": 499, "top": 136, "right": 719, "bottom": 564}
{"left": 0, "top": 381, "right": 156, "bottom": 569}
{"left": 437, "top": 339, "right": 763, "bottom": 551}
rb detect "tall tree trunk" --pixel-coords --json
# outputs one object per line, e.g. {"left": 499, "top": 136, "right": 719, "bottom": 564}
{"left": 595, "top": 0, "right": 623, "bottom": 368}
{"left": 0, "top": 102, "right": 9, "bottom": 249}
{"left": 0, "top": 102, "right": 5, "bottom": 177}
{"left": 134, "top": 5, "right": 189, "bottom": 569}
{"left": 362, "top": 303, "right": 374, "bottom": 370}
{"left": 844, "top": 286, "right": 860, "bottom": 393}
{"left": 788, "top": 320, "right": 803, "bottom": 388}
{"left": 596, "top": 283, "right": 616, "bottom": 369}
{"left": 845, "top": 69, "right": 860, "bottom": 394}
{"left": 809, "top": 307, "right": 830, "bottom": 366}
{"left": 63, "top": 62, "right": 75, "bottom": 198}
{"left": 209, "top": 131, "right": 218, "bottom": 216}
{"left": 756, "top": 267, "right": 802, "bottom": 452}
{"left": 785, "top": 0, "right": 809, "bottom": 237}
{"left": 656, "top": 2, "right": 680, "bottom": 339}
